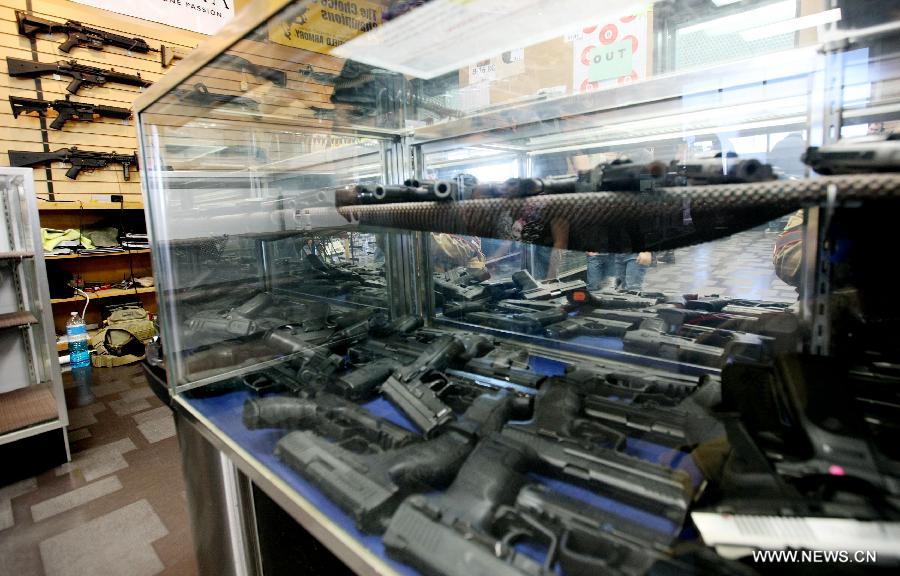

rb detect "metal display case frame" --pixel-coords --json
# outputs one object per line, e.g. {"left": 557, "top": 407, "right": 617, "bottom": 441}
{"left": 134, "top": 2, "right": 900, "bottom": 575}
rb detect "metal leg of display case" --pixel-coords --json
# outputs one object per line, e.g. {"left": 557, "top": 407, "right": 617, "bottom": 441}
{"left": 175, "top": 412, "right": 261, "bottom": 576}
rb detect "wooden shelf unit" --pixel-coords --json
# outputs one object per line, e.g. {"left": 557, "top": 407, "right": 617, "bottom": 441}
{"left": 50, "top": 286, "right": 156, "bottom": 304}
{"left": 45, "top": 248, "right": 150, "bottom": 260}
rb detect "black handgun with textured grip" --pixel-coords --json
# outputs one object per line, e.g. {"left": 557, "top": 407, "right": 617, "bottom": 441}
{"left": 275, "top": 392, "right": 527, "bottom": 533}
{"left": 381, "top": 333, "right": 493, "bottom": 435}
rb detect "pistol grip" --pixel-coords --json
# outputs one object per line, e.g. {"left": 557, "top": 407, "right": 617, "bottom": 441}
{"left": 49, "top": 114, "right": 67, "bottom": 130}
{"left": 59, "top": 37, "right": 76, "bottom": 53}
{"left": 66, "top": 78, "right": 83, "bottom": 94}
{"left": 65, "top": 165, "right": 81, "bottom": 180}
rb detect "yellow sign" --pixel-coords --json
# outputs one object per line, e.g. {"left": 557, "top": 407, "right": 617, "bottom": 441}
{"left": 268, "top": 0, "right": 382, "bottom": 54}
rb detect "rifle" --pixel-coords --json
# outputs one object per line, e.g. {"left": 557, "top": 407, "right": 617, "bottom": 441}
{"left": 511, "top": 270, "right": 586, "bottom": 300}
{"left": 6, "top": 57, "right": 150, "bottom": 94}
{"left": 275, "top": 392, "right": 528, "bottom": 533}
{"left": 216, "top": 54, "right": 287, "bottom": 87}
{"left": 172, "top": 83, "right": 259, "bottom": 112}
{"left": 9, "top": 95, "right": 131, "bottom": 130}
{"left": 381, "top": 332, "right": 494, "bottom": 435}
{"left": 8, "top": 147, "right": 138, "bottom": 180}
{"left": 16, "top": 11, "right": 157, "bottom": 54}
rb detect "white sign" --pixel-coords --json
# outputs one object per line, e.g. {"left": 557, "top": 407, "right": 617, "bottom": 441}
{"left": 572, "top": 8, "right": 650, "bottom": 93}
{"left": 73, "top": 0, "right": 234, "bottom": 35}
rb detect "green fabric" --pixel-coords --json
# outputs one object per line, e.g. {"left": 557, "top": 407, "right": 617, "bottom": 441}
{"left": 41, "top": 228, "right": 95, "bottom": 251}
{"left": 82, "top": 227, "right": 119, "bottom": 248}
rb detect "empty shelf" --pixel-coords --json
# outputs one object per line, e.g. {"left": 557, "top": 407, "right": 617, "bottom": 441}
{"left": 0, "top": 384, "right": 59, "bottom": 436}
{"left": 0, "top": 311, "right": 38, "bottom": 329}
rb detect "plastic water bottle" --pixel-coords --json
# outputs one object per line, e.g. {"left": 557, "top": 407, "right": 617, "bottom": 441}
{"left": 66, "top": 311, "right": 91, "bottom": 368}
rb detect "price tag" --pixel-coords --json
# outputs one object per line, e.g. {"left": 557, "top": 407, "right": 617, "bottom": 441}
{"left": 52, "top": 74, "right": 61, "bottom": 81}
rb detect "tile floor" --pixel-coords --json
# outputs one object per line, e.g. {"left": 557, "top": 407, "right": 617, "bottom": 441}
{"left": 642, "top": 225, "right": 799, "bottom": 303}
{"left": 0, "top": 364, "right": 197, "bottom": 576}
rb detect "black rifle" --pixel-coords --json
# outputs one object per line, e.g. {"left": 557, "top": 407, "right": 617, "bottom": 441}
{"left": 275, "top": 392, "right": 528, "bottom": 533}
{"left": 243, "top": 394, "right": 415, "bottom": 451}
{"left": 172, "top": 83, "right": 259, "bottom": 112}
{"left": 6, "top": 57, "right": 150, "bottom": 94}
{"left": 216, "top": 54, "right": 287, "bottom": 87}
{"left": 9, "top": 95, "right": 131, "bottom": 130}
{"left": 16, "top": 11, "right": 157, "bottom": 54}
{"left": 511, "top": 270, "right": 586, "bottom": 300}
{"left": 8, "top": 147, "right": 137, "bottom": 180}
{"left": 381, "top": 333, "right": 493, "bottom": 435}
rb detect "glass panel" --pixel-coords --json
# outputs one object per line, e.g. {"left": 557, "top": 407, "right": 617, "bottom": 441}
{"left": 136, "top": 1, "right": 900, "bottom": 574}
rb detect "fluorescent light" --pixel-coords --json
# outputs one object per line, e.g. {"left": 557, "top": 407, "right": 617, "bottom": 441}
{"left": 678, "top": 0, "right": 794, "bottom": 36}
{"left": 711, "top": 0, "right": 742, "bottom": 6}
{"left": 741, "top": 9, "right": 842, "bottom": 41}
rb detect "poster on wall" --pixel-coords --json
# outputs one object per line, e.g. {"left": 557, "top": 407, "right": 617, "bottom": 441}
{"left": 72, "top": 0, "right": 234, "bottom": 35}
{"left": 571, "top": 8, "right": 651, "bottom": 93}
{"left": 268, "top": 0, "right": 383, "bottom": 55}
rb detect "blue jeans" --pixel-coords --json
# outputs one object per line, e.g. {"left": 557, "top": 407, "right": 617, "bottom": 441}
{"left": 587, "top": 253, "right": 647, "bottom": 291}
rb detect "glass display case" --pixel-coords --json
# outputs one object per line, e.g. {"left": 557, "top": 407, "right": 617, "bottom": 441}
{"left": 135, "top": 1, "right": 900, "bottom": 574}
